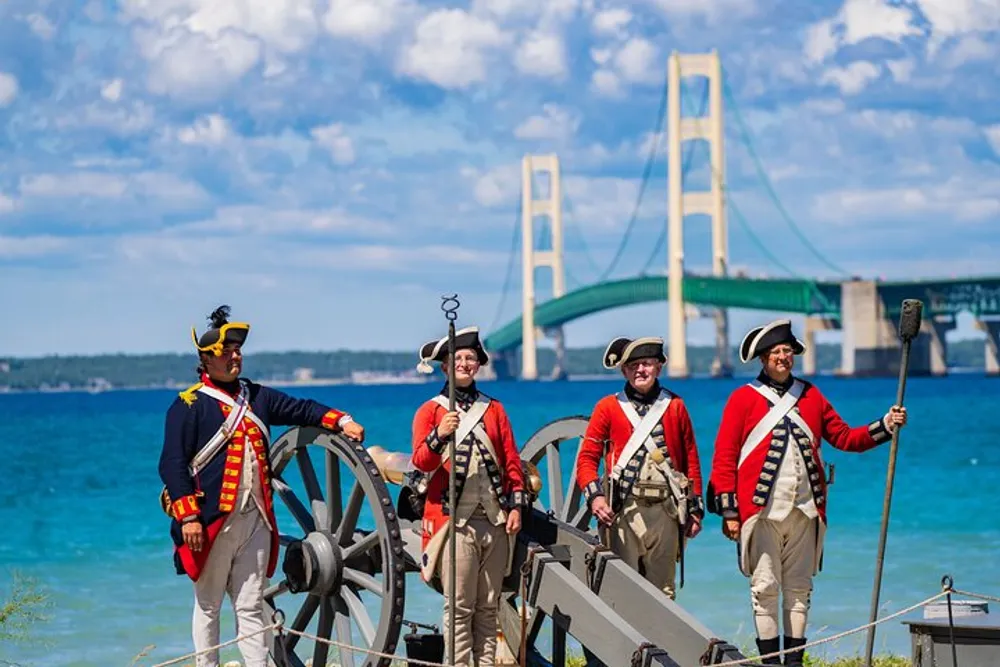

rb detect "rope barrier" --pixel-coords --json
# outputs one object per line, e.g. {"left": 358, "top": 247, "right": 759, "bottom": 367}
{"left": 146, "top": 623, "right": 279, "bottom": 667}
{"left": 135, "top": 584, "right": 1000, "bottom": 667}
{"left": 709, "top": 590, "right": 950, "bottom": 667}
{"left": 951, "top": 588, "right": 1000, "bottom": 604}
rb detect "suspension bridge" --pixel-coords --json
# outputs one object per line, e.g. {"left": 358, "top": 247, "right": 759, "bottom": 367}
{"left": 480, "top": 51, "right": 1000, "bottom": 380}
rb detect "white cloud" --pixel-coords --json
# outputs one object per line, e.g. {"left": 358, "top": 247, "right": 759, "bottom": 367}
{"left": 465, "top": 163, "right": 520, "bottom": 207}
{"left": 819, "top": 60, "right": 881, "bottom": 95}
{"left": 177, "top": 114, "right": 231, "bottom": 145}
{"left": 514, "top": 31, "right": 567, "bottom": 79}
{"left": 804, "top": 20, "right": 838, "bottom": 65}
{"left": 472, "top": 0, "right": 580, "bottom": 23}
{"left": 562, "top": 175, "right": 640, "bottom": 231}
{"left": 0, "top": 236, "right": 69, "bottom": 259}
{"left": 174, "top": 205, "right": 394, "bottom": 237}
{"left": 985, "top": 125, "right": 1000, "bottom": 158}
{"left": 591, "top": 7, "right": 632, "bottom": 37}
{"left": 643, "top": 0, "right": 756, "bottom": 20}
{"left": 18, "top": 171, "right": 209, "bottom": 207}
{"left": 591, "top": 69, "right": 621, "bottom": 96}
{"left": 943, "top": 34, "right": 998, "bottom": 67}
{"left": 590, "top": 37, "right": 660, "bottom": 97}
{"left": 20, "top": 173, "right": 129, "bottom": 199}
{"left": 138, "top": 26, "right": 262, "bottom": 100}
{"left": 55, "top": 101, "right": 154, "bottom": 136}
{"left": 886, "top": 58, "right": 915, "bottom": 82}
{"left": 397, "top": 9, "right": 509, "bottom": 89}
{"left": 121, "top": 0, "right": 320, "bottom": 54}
{"left": 812, "top": 179, "right": 1000, "bottom": 225}
{"left": 121, "top": 0, "right": 323, "bottom": 100}
{"left": 514, "top": 104, "right": 581, "bottom": 141}
{"left": 803, "top": 0, "right": 921, "bottom": 64}
{"left": 0, "top": 193, "right": 18, "bottom": 215}
{"left": 101, "top": 79, "right": 124, "bottom": 102}
{"left": 323, "top": 0, "right": 415, "bottom": 44}
{"left": 916, "top": 0, "right": 1000, "bottom": 50}
{"left": 25, "top": 13, "right": 56, "bottom": 40}
{"left": 614, "top": 37, "right": 660, "bottom": 84}
{"left": 0, "top": 72, "right": 19, "bottom": 107}
{"left": 310, "top": 123, "right": 356, "bottom": 165}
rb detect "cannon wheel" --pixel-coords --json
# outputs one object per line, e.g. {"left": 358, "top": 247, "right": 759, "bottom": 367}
{"left": 265, "top": 427, "right": 405, "bottom": 667}
{"left": 520, "top": 415, "right": 593, "bottom": 532}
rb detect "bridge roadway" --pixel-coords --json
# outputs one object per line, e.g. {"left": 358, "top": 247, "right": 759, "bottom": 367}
{"left": 484, "top": 274, "right": 1000, "bottom": 354}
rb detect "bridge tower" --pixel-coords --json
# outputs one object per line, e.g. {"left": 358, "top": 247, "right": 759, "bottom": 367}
{"left": 667, "top": 50, "right": 730, "bottom": 378}
{"left": 520, "top": 154, "right": 566, "bottom": 381}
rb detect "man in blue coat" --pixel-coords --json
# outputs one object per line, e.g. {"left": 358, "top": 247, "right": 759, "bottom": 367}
{"left": 158, "top": 305, "right": 364, "bottom": 667}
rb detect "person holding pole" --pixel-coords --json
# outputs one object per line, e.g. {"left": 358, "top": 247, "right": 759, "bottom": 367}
{"left": 707, "top": 319, "right": 907, "bottom": 665}
{"left": 411, "top": 325, "right": 527, "bottom": 667}
{"left": 575, "top": 336, "right": 705, "bottom": 601}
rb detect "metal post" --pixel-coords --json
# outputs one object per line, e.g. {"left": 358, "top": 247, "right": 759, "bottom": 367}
{"left": 441, "top": 294, "right": 460, "bottom": 665}
{"left": 863, "top": 299, "right": 923, "bottom": 667}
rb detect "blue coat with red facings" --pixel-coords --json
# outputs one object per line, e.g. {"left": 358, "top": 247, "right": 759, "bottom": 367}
{"left": 158, "top": 375, "right": 350, "bottom": 580}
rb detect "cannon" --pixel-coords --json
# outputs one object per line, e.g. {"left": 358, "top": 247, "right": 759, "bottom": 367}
{"left": 263, "top": 417, "right": 749, "bottom": 667}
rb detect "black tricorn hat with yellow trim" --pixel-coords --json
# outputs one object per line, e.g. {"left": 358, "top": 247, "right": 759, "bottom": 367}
{"left": 191, "top": 305, "right": 250, "bottom": 357}
{"left": 739, "top": 318, "right": 804, "bottom": 363}
{"left": 416, "top": 326, "right": 489, "bottom": 374}
{"left": 603, "top": 336, "right": 666, "bottom": 369}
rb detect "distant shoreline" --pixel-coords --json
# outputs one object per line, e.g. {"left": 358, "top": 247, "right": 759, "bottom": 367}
{"left": 0, "top": 366, "right": 992, "bottom": 397}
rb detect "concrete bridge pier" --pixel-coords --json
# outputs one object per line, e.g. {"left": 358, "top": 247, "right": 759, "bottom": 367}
{"left": 919, "top": 315, "right": 954, "bottom": 376}
{"left": 802, "top": 316, "right": 838, "bottom": 377}
{"left": 840, "top": 279, "right": 954, "bottom": 377}
{"left": 489, "top": 349, "right": 517, "bottom": 381}
{"left": 840, "top": 280, "right": 900, "bottom": 376}
{"left": 546, "top": 326, "right": 568, "bottom": 380}
{"left": 975, "top": 318, "right": 1000, "bottom": 375}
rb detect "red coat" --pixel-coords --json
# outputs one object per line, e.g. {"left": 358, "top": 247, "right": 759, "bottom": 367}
{"left": 709, "top": 380, "right": 891, "bottom": 525}
{"left": 576, "top": 390, "right": 703, "bottom": 512}
{"left": 411, "top": 394, "right": 526, "bottom": 581}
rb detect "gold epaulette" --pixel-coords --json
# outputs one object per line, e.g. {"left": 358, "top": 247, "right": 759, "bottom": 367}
{"left": 178, "top": 382, "right": 204, "bottom": 406}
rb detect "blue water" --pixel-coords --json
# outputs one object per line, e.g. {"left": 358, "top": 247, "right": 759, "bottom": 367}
{"left": 2, "top": 375, "right": 999, "bottom": 666}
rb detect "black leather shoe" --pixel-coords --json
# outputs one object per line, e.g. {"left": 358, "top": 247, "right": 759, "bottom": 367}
{"left": 783, "top": 636, "right": 806, "bottom": 666}
{"left": 755, "top": 637, "right": 781, "bottom": 665}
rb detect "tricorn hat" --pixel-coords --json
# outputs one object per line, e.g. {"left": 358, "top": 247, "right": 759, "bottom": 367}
{"left": 191, "top": 305, "right": 250, "bottom": 357}
{"left": 739, "top": 319, "right": 805, "bottom": 363}
{"left": 602, "top": 336, "right": 666, "bottom": 369}
{"left": 416, "top": 326, "right": 489, "bottom": 374}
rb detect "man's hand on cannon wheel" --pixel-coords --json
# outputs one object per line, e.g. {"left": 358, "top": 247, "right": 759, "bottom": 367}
{"left": 342, "top": 421, "right": 365, "bottom": 442}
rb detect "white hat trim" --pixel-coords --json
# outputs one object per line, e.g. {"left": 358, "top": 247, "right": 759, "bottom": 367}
{"left": 416, "top": 326, "right": 480, "bottom": 374}
{"left": 604, "top": 336, "right": 665, "bottom": 369}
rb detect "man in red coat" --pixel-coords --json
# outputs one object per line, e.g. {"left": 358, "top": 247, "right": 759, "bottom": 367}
{"left": 708, "top": 319, "right": 906, "bottom": 665}
{"left": 411, "top": 325, "right": 526, "bottom": 667}
{"left": 575, "top": 336, "right": 704, "bottom": 601}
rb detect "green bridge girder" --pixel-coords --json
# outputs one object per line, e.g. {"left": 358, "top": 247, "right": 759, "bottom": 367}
{"left": 484, "top": 276, "right": 842, "bottom": 353}
{"left": 483, "top": 275, "right": 1000, "bottom": 354}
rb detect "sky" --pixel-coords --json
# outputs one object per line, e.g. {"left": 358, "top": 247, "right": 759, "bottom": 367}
{"left": 1, "top": 0, "right": 999, "bottom": 358}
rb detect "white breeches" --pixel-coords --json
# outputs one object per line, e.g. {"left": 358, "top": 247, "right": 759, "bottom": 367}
{"left": 612, "top": 496, "right": 681, "bottom": 600}
{"left": 440, "top": 516, "right": 509, "bottom": 667}
{"left": 192, "top": 507, "right": 271, "bottom": 667}
{"left": 746, "top": 508, "right": 818, "bottom": 640}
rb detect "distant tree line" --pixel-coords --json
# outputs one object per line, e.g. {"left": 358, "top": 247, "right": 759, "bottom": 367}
{"left": 0, "top": 339, "right": 991, "bottom": 391}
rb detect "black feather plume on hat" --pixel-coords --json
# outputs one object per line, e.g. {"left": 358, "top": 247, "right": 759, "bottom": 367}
{"left": 208, "top": 305, "right": 231, "bottom": 329}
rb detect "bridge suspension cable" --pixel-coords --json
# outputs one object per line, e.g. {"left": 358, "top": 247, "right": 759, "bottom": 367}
{"left": 595, "top": 75, "right": 669, "bottom": 282}
{"left": 639, "top": 81, "right": 708, "bottom": 275}
{"left": 721, "top": 68, "right": 847, "bottom": 277}
{"left": 487, "top": 197, "right": 522, "bottom": 333}
{"left": 669, "top": 76, "right": 838, "bottom": 312}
